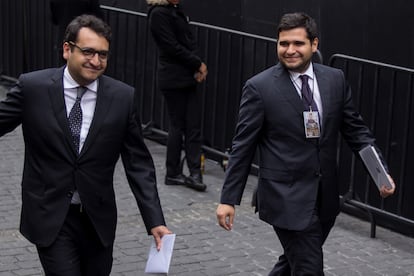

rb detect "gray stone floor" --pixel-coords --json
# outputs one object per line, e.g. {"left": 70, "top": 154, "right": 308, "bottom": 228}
{"left": 1, "top": 84, "right": 414, "bottom": 275}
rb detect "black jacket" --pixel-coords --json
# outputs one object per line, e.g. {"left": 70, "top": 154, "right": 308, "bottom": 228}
{"left": 147, "top": 2, "right": 202, "bottom": 90}
{"left": 0, "top": 67, "right": 166, "bottom": 247}
{"left": 221, "top": 63, "right": 381, "bottom": 230}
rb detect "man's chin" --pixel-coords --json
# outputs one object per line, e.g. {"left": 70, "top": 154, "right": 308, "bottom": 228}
{"left": 281, "top": 61, "right": 308, "bottom": 73}
{"left": 84, "top": 71, "right": 103, "bottom": 81}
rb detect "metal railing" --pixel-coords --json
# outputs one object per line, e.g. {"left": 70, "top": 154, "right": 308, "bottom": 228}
{"left": 1, "top": 1, "right": 413, "bottom": 237}
{"left": 100, "top": 5, "right": 279, "bottom": 165}
{"left": 330, "top": 54, "right": 414, "bottom": 237}
{"left": 100, "top": 5, "right": 323, "bottom": 167}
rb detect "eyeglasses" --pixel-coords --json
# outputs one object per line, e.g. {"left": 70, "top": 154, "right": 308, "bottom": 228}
{"left": 68, "top": 41, "right": 109, "bottom": 61}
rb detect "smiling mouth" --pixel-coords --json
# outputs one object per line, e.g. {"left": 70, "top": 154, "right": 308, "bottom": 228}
{"left": 285, "top": 55, "right": 300, "bottom": 59}
{"left": 284, "top": 57, "right": 300, "bottom": 62}
{"left": 85, "top": 66, "right": 102, "bottom": 72}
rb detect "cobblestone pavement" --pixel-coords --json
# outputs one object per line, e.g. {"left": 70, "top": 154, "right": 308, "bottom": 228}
{"left": 1, "top": 86, "right": 414, "bottom": 275}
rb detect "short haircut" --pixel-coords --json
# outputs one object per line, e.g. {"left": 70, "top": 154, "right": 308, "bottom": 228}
{"left": 276, "top": 12, "right": 318, "bottom": 42}
{"left": 63, "top": 14, "right": 112, "bottom": 45}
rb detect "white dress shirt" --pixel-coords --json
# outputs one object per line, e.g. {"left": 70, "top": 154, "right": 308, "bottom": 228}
{"left": 289, "top": 63, "right": 323, "bottom": 121}
{"left": 63, "top": 67, "right": 97, "bottom": 204}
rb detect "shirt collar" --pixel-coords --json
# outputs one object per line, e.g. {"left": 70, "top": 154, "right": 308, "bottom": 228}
{"left": 63, "top": 66, "right": 98, "bottom": 93}
{"left": 289, "top": 63, "right": 314, "bottom": 82}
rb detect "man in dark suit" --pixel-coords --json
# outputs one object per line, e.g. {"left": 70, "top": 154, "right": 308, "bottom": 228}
{"left": 216, "top": 12, "right": 395, "bottom": 275}
{"left": 0, "top": 15, "right": 171, "bottom": 275}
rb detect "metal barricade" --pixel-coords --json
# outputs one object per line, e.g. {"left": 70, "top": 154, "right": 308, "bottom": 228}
{"left": 1, "top": 1, "right": 412, "bottom": 237}
{"left": 330, "top": 54, "right": 414, "bottom": 237}
{"left": 100, "top": 5, "right": 279, "bottom": 164}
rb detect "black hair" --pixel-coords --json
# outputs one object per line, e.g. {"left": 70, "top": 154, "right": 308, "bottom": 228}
{"left": 63, "top": 14, "right": 111, "bottom": 45}
{"left": 277, "top": 12, "right": 318, "bottom": 42}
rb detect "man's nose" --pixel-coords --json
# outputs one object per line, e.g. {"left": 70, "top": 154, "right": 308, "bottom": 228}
{"left": 286, "top": 44, "right": 296, "bottom": 54}
{"left": 89, "top": 53, "right": 101, "bottom": 65}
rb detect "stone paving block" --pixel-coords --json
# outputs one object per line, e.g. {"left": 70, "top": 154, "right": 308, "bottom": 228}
{"left": 111, "top": 262, "right": 140, "bottom": 274}
{"left": 0, "top": 263, "right": 19, "bottom": 273}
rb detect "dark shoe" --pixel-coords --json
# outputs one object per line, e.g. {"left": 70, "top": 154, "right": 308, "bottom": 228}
{"left": 185, "top": 174, "right": 206, "bottom": 191}
{"left": 165, "top": 174, "right": 187, "bottom": 186}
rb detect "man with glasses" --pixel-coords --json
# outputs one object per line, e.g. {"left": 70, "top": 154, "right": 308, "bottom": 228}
{"left": 0, "top": 14, "right": 171, "bottom": 275}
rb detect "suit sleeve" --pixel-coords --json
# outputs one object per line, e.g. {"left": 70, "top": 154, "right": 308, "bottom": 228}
{"left": 120, "top": 91, "right": 166, "bottom": 234}
{"left": 0, "top": 78, "right": 24, "bottom": 136}
{"left": 220, "top": 80, "right": 264, "bottom": 205}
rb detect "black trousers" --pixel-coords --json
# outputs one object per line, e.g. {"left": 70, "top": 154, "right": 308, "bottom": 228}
{"left": 36, "top": 205, "right": 113, "bottom": 276}
{"left": 162, "top": 85, "right": 202, "bottom": 177}
{"left": 269, "top": 213, "right": 336, "bottom": 276}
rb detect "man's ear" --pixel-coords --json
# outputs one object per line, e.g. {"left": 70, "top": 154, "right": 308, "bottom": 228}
{"left": 311, "top": 37, "right": 319, "bottom": 53}
{"left": 62, "top": 42, "right": 70, "bottom": 60}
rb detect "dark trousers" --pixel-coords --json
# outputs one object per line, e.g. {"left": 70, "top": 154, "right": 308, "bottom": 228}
{"left": 36, "top": 205, "right": 113, "bottom": 276}
{"left": 269, "top": 213, "right": 336, "bottom": 276}
{"left": 162, "top": 86, "right": 202, "bottom": 177}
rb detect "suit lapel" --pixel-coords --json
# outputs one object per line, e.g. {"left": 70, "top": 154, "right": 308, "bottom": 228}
{"left": 273, "top": 63, "right": 328, "bottom": 144}
{"left": 48, "top": 67, "right": 79, "bottom": 156}
{"left": 313, "top": 65, "right": 331, "bottom": 135}
{"left": 79, "top": 76, "right": 114, "bottom": 158}
{"left": 273, "top": 64, "right": 304, "bottom": 116}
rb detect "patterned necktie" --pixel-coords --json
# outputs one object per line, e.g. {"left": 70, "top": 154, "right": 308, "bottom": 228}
{"left": 300, "top": 75, "right": 318, "bottom": 111}
{"left": 68, "top": 86, "right": 87, "bottom": 153}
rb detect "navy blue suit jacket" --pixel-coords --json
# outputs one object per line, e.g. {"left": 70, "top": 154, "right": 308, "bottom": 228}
{"left": 220, "top": 63, "right": 379, "bottom": 231}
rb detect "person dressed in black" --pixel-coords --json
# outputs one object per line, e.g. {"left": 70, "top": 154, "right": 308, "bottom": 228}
{"left": 147, "top": 0, "right": 208, "bottom": 191}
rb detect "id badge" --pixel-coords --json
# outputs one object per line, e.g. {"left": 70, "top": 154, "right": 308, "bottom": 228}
{"left": 303, "top": 111, "right": 320, "bottom": 138}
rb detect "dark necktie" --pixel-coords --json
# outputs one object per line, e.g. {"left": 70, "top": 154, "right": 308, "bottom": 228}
{"left": 68, "top": 86, "right": 87, "bottom": 153}
{"left": 300, "top": 75, "right": 318, "bottom": 112}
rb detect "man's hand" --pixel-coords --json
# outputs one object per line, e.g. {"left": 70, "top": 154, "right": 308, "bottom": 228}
{"left": 195, "top": 62, "right": 208, "bottom": 83}
{"left": 380, "top": 174, "right": 396, "bottom": 198}
{"left": 150, "top": 225, "right": 172, "bottom": 251}
{"left": 216, "top": 203, "right": 235, "bottom": 231}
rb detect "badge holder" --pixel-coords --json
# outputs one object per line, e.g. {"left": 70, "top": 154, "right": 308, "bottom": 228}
{"left": 303, "top": 110, "right": 320, "bottom": 138}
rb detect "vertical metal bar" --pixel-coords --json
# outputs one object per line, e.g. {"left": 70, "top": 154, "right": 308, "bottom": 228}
{"left": 113, "top": 13, "right": 120, "bottom": 78}
{"left": 209, "top": 30, "right": 221, "bottom": 146}
{"left": 141, "top": 14, "right": 151, "bottom": 123}
{"left": 220, "top": 33, "right": 232, "bottom": 150}
{"left": 195, "top": 26, "right": 206, "bottom": 140}
{"left": 122, "top": 14, "right": 130, "bottom": 81}
{"left": 380, "top": 70, "right": 396, "bottom": 210}
{"left": 22, "top": 0, "right": 29, "bottom": 72}
{"left": 371, "top": 68, "right": 380, "bottom": 132}
{"left": 397, "top": 74, "right": 413, "bottom": 215}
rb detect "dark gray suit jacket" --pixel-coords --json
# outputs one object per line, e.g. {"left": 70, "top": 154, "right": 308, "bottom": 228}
{"left": 220, "top": 63, "right": 379, "bottom": 231}
{"left": 0, "top": 67, "right": 165, "bottom": 247}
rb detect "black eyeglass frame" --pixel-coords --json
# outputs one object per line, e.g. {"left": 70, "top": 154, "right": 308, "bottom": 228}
{"left": 68, "top": 41, "right": 110, "bottom": 61}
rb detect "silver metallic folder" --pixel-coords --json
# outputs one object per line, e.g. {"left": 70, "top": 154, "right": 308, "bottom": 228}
{"left": 359, "top": 145, "right": 393, "bottom": 190}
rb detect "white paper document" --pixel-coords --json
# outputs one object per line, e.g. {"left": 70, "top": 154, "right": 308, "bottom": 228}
{"left": 145, "top": 234, "right": 176, "bottom": 274}
{"left": 358, "top": 145, "right": 393, "bottom": 190}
